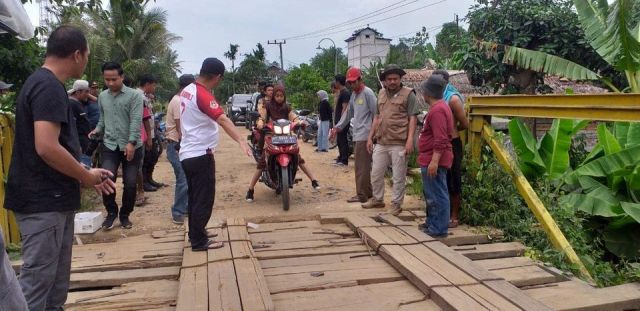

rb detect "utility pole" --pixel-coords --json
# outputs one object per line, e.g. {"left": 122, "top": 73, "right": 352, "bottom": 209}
{"left": 455, "top": 14, "right": 460, "bottom": 40}
{"left": 268, "top": 40, "right": 287, "bottom": 72}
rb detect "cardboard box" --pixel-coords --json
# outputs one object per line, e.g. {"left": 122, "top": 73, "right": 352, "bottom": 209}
{"left": 74, "top": 212, "right": 104, "bottom": 234}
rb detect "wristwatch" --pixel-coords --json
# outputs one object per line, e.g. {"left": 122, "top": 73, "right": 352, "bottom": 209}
{"left": 128, "top": 140, "right": 137, "bottom": 146}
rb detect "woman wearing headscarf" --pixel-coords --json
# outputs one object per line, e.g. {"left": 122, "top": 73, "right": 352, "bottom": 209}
{"left": 316, "top": 89, "right": 333, "bottom": 152}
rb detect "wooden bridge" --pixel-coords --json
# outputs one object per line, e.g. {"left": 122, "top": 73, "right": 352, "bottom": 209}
{"left": 54, "top": 210, "right": 640, "bottom": 310}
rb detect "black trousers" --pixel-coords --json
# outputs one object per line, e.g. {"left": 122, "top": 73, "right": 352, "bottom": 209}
{"left": 143, "top": 139, "right": 161, "bottom": 180}
{"left": 101, "top": 146, "right": 143, "bottom": 218}
{"left": 181, "top": 153, "right": 215, "bottom": 249}
{"left": 337, "top": 125, "right": 350, "bottom": 164}
{"left": 447, "top": 137, "right": 464, "bottom": 195}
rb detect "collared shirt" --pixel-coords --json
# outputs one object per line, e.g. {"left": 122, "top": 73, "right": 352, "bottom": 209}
{"left": 179, "top": 82, "right": 225, "bottom": 161}
{"left": 95, "top": 85, "right": 143, "bottom": 151}
{"left": 335, "top": 86, "right": 377, "bottom": 142}
{"left": 165, "top": 94, "right": 181, "bottom": 142}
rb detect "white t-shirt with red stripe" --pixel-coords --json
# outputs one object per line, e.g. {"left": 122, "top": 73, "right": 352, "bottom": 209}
{"left": 178, "top": 82, "right": 225, "bottom": 161}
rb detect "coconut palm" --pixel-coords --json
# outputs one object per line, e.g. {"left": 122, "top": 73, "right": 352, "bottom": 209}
{"left": 224, "top": 44, "right": 240, "bottom": 93}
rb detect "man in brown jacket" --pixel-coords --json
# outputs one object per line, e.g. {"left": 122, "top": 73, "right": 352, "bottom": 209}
{"left": 364, "top": 64, "right": 419, "bottom": 215}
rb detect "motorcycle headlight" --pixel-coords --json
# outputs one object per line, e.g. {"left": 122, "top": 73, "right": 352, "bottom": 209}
{"left": 282, "top": 125, "right": 291, "bottom": 134}
{"left": 274, "top": 126, "right": 283, "bottom": 134}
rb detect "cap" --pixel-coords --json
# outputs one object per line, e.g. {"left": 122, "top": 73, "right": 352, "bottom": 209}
{"left": 178, "top": 74, "right": 196, "bottom": 88}
{"left": 90, "top": 81, "right": 99, "bottom": 88}
{"left": 420, "top": 75, "right": 446, "bottom": 99}
{"left": 67, "top": 80, "right": 90, "bottom": 95}
{"left": 0, "top": 81, "right": 13, "bottom": 90}
{"left": 379, "top": 64, "right": 406, "bottom": 80}
{"left": 346, "top": 67, "right": 362, "bottom": 82}
{"left": 200, "top": 57, "right": 225, "bottom": 76}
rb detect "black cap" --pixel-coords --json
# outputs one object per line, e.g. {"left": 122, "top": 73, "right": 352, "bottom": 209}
{"left": 421, "top": 75, "right": 446, "bottom": 99}
{"left": 200, "top": 57, "right": 225, "bottom": 76}
{"left": 379, "top": 64, "right": 406, "bottom": 80}
{"left": 178, "top": 74, "right": 196, "bottom": 88}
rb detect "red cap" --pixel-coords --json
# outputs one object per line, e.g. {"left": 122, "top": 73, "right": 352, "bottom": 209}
{"left": 346, "top": 67, "right": 361, "bottom": 82}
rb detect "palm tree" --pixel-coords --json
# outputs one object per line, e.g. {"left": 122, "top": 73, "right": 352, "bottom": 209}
{"left": 224, "top": 43, "right": 240, "bottom": 93}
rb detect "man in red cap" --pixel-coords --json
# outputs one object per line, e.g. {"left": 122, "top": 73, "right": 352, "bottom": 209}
{"left": 331, "top": 67, "right": 377, "bottom": 203}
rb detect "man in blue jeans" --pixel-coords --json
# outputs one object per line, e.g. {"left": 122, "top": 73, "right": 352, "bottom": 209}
{"left": 165, "top": 74, "right": 194, "bottom": 224}
{"left": 417, "top": 75, "right": 455, "bottom": 237}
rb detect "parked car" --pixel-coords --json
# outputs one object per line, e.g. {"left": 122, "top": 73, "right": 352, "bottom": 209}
{"left": 227, "top": 94, "right": 252, "bottom": 125}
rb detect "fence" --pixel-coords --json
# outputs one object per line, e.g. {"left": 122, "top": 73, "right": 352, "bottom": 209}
{"left": 0, "top": 113, "right": 19, "bottom": 244}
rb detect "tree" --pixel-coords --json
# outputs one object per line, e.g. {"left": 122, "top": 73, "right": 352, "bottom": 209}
{"left": 284, "top": 64, "right": 328, "bottom": 111}
{"left": 309, "top": 47, "right": 348, "bottom": 82}
{"left": 0, "top": 35, "right": 44, "bottom": 91}
{"left": 252, "top": 43, "right": 266, "bottom": 62}
{"left": 435, "top": 22, "right": 468, "bottom": 60}
{"left": 224, "top": 43, "right": 240, "bottom": 93}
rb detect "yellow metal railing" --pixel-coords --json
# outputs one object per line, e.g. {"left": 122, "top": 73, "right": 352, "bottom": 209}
{"left": 0, "top": 113, "right": 19, "bottom": 245}
{"left": 467, "top": 93, "right": 640, "bottom": 282}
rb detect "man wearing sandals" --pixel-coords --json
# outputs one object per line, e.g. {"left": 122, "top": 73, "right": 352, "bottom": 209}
{"left": 179, "top": 57, "right": 251, "bottom": 251}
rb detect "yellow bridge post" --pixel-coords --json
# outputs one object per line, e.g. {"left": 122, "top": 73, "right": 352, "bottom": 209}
{"left": 0, "top": 114, "right": 19, "bottom": 244}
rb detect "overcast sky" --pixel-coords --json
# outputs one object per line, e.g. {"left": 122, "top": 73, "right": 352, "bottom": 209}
{"left": 24, "top": 0, "right": 475, "bottom": 74}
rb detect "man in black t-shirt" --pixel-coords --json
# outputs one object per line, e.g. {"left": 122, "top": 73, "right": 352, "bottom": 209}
{"left": 4, "top": 26, "right": 115, "bottom": 311}
{"left": 333, "top": 74, "right": 352, "bottom": 166}
{"left": 68, "top": 79, "right": 93, "bottom": 166}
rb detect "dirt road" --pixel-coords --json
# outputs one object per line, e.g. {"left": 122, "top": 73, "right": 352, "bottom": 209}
{"left": 81, "top": 126, "right": 424, "bottom": 243}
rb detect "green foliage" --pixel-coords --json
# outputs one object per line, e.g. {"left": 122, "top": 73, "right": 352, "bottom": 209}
{"left": 435, "top": 22, "right": 469, "bottom": 61}
{"left": 0, "top": 35, "right": 44, "bottom": 92}
{"left": 309, "top": 47, "right": 348, "bottom": 83}
{"left": 0, "top": 93, "right": 18, "bottom": 114}
{"left": 284, "top": 64, "right": 329, "bottom": 111}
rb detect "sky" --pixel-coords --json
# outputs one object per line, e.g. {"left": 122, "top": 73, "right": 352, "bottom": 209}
{"left": 24, "top": 0, "right": 476, "bottom": 74}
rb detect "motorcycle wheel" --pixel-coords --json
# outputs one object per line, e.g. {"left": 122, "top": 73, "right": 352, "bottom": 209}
{"left": 280, "top": 166, "right": 290, "bottom": 211}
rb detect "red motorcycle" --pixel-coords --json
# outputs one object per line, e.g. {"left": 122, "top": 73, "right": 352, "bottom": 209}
{"left": 249, "top": 114, "right": 301, "bottom": 211}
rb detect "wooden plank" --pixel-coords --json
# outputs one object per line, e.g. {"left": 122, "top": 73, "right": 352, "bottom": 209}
{"left": 375, "top": 214, "right": 415, "bottom": 226}
{"left": 259, "top": 253, "right": 371, "bottom": 269}
{"left": 66, "top": 280, "right": 179, "bottom": 311}
{"left": 396, "top": 210, "right": 417, "bottom": 221}
{"left": 424, "top": 241, "right": 503, "bottom": 282}
{"left": 453, "top": 242, "right": 525, "bottom": 260}
{"left": 227, "top": 219, "right": 254, "bottom": 259}
{"left": 345, "top": 215, "right": 383, "bottom": 230}
{"left": 402, "top": 244, "right": 477, "bottom": 286}
{"left": 378, "top": 226, "right": 421, "bottom": 245}
{"left": 476, "top": 256, "right": 537, "bottom": 271}
{"left": 176, "top": 266, "right": 208, "bottom": 311}
{"left": 378, "top": 245, "right": 450, "bottom": 293}
{"left": 440, "top": 227, "right": 492, "bottom": 246}
{"left": 255, "top": 244, "right": 369, "bottom": 260}
{"left": 523, "top": 280, "right": 640, "bottom": 311}
{"left": 253, "top": 238, "right": 362, "bottom": 252}
{"left": 399, "top": 300, "right": 442, "bottom": 311}
{"left": 248, "top": 220, "right": 322, "bottom": 233}
{"left": 264, "top": 258, "right": 404, "bottom": 294}
{"left": 430, "top": 286, "right": 489, "bottom": 311}
{"left": 483, "top": 280, "right": 553, "bottom": 311}
{"left": 396, "top": 226, "right": 436, "bottom": 243}
{"left": 69, "top": 256, "right": 183, "bottom": 273}
{"left": 208, "top": 227, "right": 233, "bottom": 262}
{"left": 250, "top": 228, "right": 347, "bottom": 244}
{"left": 69, "top": 266, "right": 179, "bottom": 290}
{"left": 491, "top": 265, "right": 564, "bottom": 287}
{"left": 182, "top": 247, "right": 207, "bottom": 268}
{"left": 262, "top": 255, "right": 389, "bottom": 276}
{"left": 458, "top": 284, "right": 522, "bottom": 311}
{"left": 207, "top": 260, "right": 242, "bottom": 311}
{"left": 271, "top": 280, "right": 427, "bottom": 311}
{"left": 234, "top": 257, "right": 275, "bottom": 311}
{"left": 359, "top": 227, "right": 395, "bottom": 250}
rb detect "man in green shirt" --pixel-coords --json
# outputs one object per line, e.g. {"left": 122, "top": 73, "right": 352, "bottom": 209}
{"left": 90, "top": 61, "right": 144, "bottom": 230}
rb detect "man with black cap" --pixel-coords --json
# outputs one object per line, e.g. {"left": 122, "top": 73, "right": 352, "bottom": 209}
{"left": 364, "top": 64, "right": 419, "bottom": 215}
{"left": 180, "top": 58, "right": 251, "bottom": 251}
{"left": 165, "top": 74, "right": 194, "bottom": 225}
{"left": 331, "top": 67, "right": 377, "bottom": 203}
{"left": 417, "top": 75, "right": 455, "bottom": 237}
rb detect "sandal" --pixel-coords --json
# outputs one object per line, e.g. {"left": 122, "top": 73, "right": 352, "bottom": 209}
{"left": 448, "top": 219, "right": 459, "bottom": 228}
{"left": 192, "top": 239, "right": 224, "bottom": 252}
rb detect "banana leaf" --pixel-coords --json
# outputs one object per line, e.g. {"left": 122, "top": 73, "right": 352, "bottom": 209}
{"left": 614, "top": 122, "right": 630, "bottom": 147}
{"left": 597, "top": 124, "right": 624, "bottom": 190}
{"left": 621, "top": 202, "right": 640, "bottom": 223}
{"left": 625, "top": 122, "right": 640, "bottom": 148}
{"left": 570, "top": 120, "right": 590, "bottom": 136}
{"left": 560, "top": 176, "right": 623, "bottom": 217}
{"left": 581, "top": 143, "right": 604, "bottom": 166}
{"left": 508, "top": 118, "right": 545, "bottom": 178}
{"left": 539, "top": 119, "right": 574, "bottom": 180}
{"left": 603, "top": 223, "right": 640, "bottom": 259}
{"left": 565, "top": 145, "right": 640, "bottom": 185}
{"left": 502, "top": 45, "right": 600, "bottom": 80}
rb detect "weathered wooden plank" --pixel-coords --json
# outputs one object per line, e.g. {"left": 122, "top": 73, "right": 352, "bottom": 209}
{"left": 523, "top": 281, "right": 640, "bottom": 311}
{"left": 483, "top": 279, "right": 553, "bottom": 311}
{"left": 253, "top": 238, "right": 363, "bottom": 252}
{"left": 227, "top": 219, "right": 254, "bottom": 259}
{"left": 271, "top": 280, "right": 427, "bottom": 311}
{"left": 359, "top": 227, "right": 395, "bottom": 250}
{"left": 207, "top": 260, "right": 242, "bottom": 311}
{"left": 248, "top": 220, "right": 322, "bottom": 233}
{"left": 453, "top": 242, "right": 526, "bottom": 260}
{"left": 234, "top": 257, "right": 275, "bottom": 311}
{"left": 182, "top": 246, "right": 207, "bottom": 268}
{"left": 250, "top": 228, "right": 347, "bottom": 244}
{"left": 208, "top": 227, "right": 233, "bottom": 262}
{"left": 69, "top": 256, "right": 183, "bottom": 273}
{"left": 398, "top": 300, "right": 442, "bottom": 311}
{"left": 69, "top": 266, "right": 179, "bottom": 290}
{"left": 396, "top": 226, "right": 436, "bottom": 243}
{"left": 458, "top": 284, "right": 522, "bottom": 311}
{"left": 430, "top": 286, "right": 490, "bottom": 311}
{"left": 476, "top": 256, "right": 537, "bottom": 271}
{"left": 375, "top": 214, "right": 415, "bottom": 226}
{"left": 378, "top": 245, "right": 450, "bottom": 293}
{"left": 262, "top": 255, "right": 389, "bottom": 276}
{"left": 254, "top": 244, "right": 369, "bottom": 260}
{"left": 491, "top": 265, "right": 565, "bottom": 287}
{"left": 424, "top": 241, "right": 503, "bottom": 282}
{"left": 66, "top": 280, "right": 179, "bottom": 311}
{"left": 258, "top": 253, "right": 371, "bottom": 269}
{"left": 378, "top": 226, "right": 421, "bottom": 245}
{"left": 440, "top": 227, "right": 493, "bottom": 246}
{"left": 396, "top": 210, "right": 418, "bottom": 221}
{"left": 402, "top": 244, "right": 477, "bottom": 286}
{"left": 345, "top": 215, "right": 383, "bottom": 230}
{"left": 176, "top": 266, "right": 208, "bottom": 311}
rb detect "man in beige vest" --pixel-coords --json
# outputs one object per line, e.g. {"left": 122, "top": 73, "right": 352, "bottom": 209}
{"left": 364, "top": 64, "right": 419, "bottom": 215}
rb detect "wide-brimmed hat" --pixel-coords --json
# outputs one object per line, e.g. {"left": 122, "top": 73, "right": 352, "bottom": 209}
{"left": 379, "top": 64, "right": 406, "bottom": 80}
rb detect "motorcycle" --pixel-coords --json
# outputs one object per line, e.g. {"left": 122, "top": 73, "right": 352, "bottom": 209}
{"left": 296, "top": 109, "right": 317, "bottom": 143}
{"left": 248, "top": 111, "right": 301, "bottom": 211}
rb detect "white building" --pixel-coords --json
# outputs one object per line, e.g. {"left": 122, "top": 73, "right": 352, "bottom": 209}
{"left": 345, "top": 27, "right": 391, "bottom": 69}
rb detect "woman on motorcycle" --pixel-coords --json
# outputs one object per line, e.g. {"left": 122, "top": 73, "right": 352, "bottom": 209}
{"left": 246, "top": 85, "right": 320, "bottom": 202}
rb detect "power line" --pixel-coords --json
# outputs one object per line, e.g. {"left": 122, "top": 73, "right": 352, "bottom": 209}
{"left": 283, "top": 0, "right": 419, "bottom": 40}
{"left": 287, "top": 0, "right": 448, "bottom": 41}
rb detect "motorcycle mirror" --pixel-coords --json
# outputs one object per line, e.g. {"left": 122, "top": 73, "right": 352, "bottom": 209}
{"left": 246, "top": 100, "right": 252, "bottom": 104}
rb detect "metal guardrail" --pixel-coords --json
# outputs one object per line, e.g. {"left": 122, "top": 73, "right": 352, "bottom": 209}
{"left": 0, "top": 113, "right": 19, "bottom": 244}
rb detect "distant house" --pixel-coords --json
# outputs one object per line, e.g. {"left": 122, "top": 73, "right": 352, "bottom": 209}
{"left": 345, "top": 27, "right": 391, "bottom": 69}
{"left": 267, "top": 61, "right": 287, "bottom": 82}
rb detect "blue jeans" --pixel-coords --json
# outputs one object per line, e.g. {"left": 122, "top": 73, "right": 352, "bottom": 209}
{"left": 167, "top": 141, "right": 188, "bottom": 218}
{"left": 80, "top": 154, "right": 92, "bottom": 167}
{"left": 318, "top": 120, "right": 330, "bottom": 151}
{"left": 421, "top": 167, "right": 450, "bottom": 236}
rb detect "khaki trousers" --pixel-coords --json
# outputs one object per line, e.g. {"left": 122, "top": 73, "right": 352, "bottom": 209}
{"left": 371, "top": 144, "right": 408, "bottom": 206}
{"left": 354, "top": 141, "right": 373, "bottom": 201}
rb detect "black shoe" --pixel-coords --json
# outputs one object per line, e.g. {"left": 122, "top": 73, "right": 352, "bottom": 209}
{"left": 120, "top": 217, "right": 133, "bottom": 229}
{"left": 149, "top": 179, "right": 165, "bottom": 188}
{"left": 101, "top": 214, "right": 117, "bottom": 231}
{"left": 246, "top": 189, "right": 254, "bottom": 202}
{"left": 311, "top": 180, "right": 321, "bottom": 190}
{"left": 143, "top": 183, "right": 158, "bottom": 192}
{"left": 172, "top": 215, "right": 185, "bottom": 225}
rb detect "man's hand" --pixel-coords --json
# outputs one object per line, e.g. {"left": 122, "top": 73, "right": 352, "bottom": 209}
{"left": 366, "top": 138, "right": 374, "bottom": 154}
{"left": 427, "top": 161, "right": 438, "bottom": 177}
{"left": 88, "top": 129, "right": 98, "bottom": 139}
{"left": 124, "top": 142, "right": 135, "bottom": 161}
{"left": 405, "top": 140, "right": 414, "bottom": 155}
{"left": 81, "top": 168, "right": 116, "bottom": 196}
{"left": 239, "top": 140, "right": 252, "bottom": 157}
